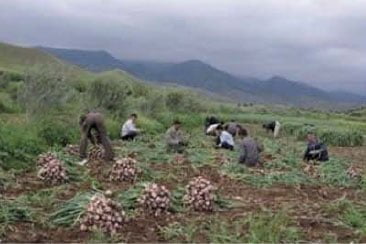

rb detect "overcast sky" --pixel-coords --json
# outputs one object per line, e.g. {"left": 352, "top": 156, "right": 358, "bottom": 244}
{"left": 0, "top": 0, "right": 365, "bottom": 93}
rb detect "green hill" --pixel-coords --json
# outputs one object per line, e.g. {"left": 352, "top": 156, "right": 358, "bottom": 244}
{"left": 0, "top": 42, "right": 67, "bottom": 72}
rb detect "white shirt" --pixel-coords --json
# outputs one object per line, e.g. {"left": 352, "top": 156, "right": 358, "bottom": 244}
{"left": 206, "top": 123, "right": 220, "bottom": 134}
{"left": 121, "top": 119, "right": 137, "bottom": 137}
{"left": 220, "top": 131, "right": 235, "bottom": 147}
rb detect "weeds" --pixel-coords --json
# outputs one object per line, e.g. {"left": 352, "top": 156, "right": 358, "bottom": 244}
{"left": 244, "top": 210, "right": 302, "bottom": 243}
{"left": 319, "top": 158, "right": 359, "bottom": 187}
{"left": 0, "top": 198, "right": 33, "bottom": 236}
{"left": 325, "top": 199, "right": 366, "bottom": 237}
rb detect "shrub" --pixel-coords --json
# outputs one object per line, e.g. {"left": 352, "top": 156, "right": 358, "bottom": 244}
{"left": 87, "top": 76, "right": 132, "bottom": 118}
{"left": 17, "top": 66, "right": 74, "bottom": 118}
{"left": 0, "top": 122, "right": 45, "bottom": 170}
{"left": 283, "top": 123, "right": 364, "bottom": 147}
{"left": 105, "top": 118, "right": 121, "bottom": 140}
{"left": 37, "top": 118, "right": 79, "bottom": 147}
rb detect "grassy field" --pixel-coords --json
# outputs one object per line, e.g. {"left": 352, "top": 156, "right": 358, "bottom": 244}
{"left": 1, "top": 42, "right": 366, "bottom": 242}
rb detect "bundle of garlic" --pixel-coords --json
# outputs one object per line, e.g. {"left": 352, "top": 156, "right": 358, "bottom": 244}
{"left": 109, "top": 157, "right": 138, "bottom": 182}
{"left": 64, "top": 144, "right": 79, "bottom": 156}
{"left": 88, "top": 145, "right": 105, "bottom": 161}
{"left": 80, "top": 194, "right": 127, "bottom": 235}
{"left": 303, "top": 164, "right": 319, "bottom": 178}
{"left": 37, "top": 158, "right": 68, "bottom": 185}
{"left": 37, "top": 152, "right": 57, "bottom": 167}
{"left": 183, "top": 176, "right": 215, "bottom": 211}
{"left": 138, "top": 183, "right": 171, "bottom": 216}
{"left": 346, "top": 165, "right": 360, "bottom": 179}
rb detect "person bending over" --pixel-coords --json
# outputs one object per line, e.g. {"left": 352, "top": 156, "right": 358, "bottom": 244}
{"left": 215, "top": 125, "right": 234, "bottom": 150}
{"left": 79, "top": 111, "right": 114, "bottom": 165}
{"left": 303, "top": 132, "right": 329, "bottom": 163}
{"left": 225, "top": 120, "right": 240, "bottom": 137}
{"left": 262, "top": 120, "right": 281, "bottom": 138}
{"left": 238, "top": 128, "right": 263, "bottom": 167}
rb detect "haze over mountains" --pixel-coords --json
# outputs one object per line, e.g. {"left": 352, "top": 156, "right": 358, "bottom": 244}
{"left": 39, "top": 46, "right": 366, "bottom": 109}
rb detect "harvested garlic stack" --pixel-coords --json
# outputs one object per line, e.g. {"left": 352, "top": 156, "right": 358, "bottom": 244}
{"left": 37, "top": 158, "right": 68, "bottom": 185}
{"left": 37, "top": 152, "right": 57, "bottom": 167}
{"left": 109, "top": 157, "right": 138, "bottom": 182}
{"left": 138, "top": 183, "right": 171, "bottom": 216}
{"left": 88, "top": 145, "right": 105, "bottom": 161}
{"left": 80, "top": 194, "right": 127, "bottom": 235}
{"left": 184, "top": 176, "right": 215, "bottom": 211}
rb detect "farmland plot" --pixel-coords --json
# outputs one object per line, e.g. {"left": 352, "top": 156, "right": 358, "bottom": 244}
{"left": 1, "top": 125, "right": 366, "bottom": 243}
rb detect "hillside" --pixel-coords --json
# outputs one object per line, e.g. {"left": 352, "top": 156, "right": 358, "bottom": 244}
{"left": 0, "top": 43, "right": 68, "bottom": 73}
{"left": 38, "top": 46, "right": 366, "bottom": 109}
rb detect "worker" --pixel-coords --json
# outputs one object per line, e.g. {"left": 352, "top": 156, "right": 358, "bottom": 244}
{"left": 165, "top": 120, "right": 187, "bottom": 153}
{"left": 262, "top": 120, "right": 281, "bottom": 138}
{"left": 215, "top": 125, "right": 234, "bottom": 150}
{"left": 206, "top": 121, "right": 224, "bottom": 136}
{"left": 204, "top": 116, "right": 220, "bottom": 134}
{"left": 303, "top": 132, "right": 329, "bottom": 162}
{"left": 79, "top": 111, "right": 114, "bottom": 165}
{"left": 225, "top": 120, "right": 240, "bottom": 137}
{"left": 238, "top": 128, "right": 263, "bottom": 167}
{"left": 121, "top": 113, "right": 141, "bottom": 141}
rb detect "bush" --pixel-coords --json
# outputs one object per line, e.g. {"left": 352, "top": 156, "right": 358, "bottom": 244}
{"left": 0, "top": 122, "right": 45, "bottom": 170}
{"left": 37, "top": 119, "right": 79, "bottom": 147}
{"left": 137, "top": 116, "right": 165, "bottom": 135}
{"left": 17, "top": 66, "right": 74, "bottom": 118}
{"left": 105, "top": 118, "right": 121, "bottom": 140}
{"left": 165, "top": 90, "right": 206, "bottom": 113}
{"left": 283, "top": 123, "right": 364, "bottom": 147}
{"left": 87, "top": 75, "right": 132, "bottom": 118}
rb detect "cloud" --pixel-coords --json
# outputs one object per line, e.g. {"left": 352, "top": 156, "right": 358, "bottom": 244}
{"left": 0, "top": 0, "right": 365, "bottom": 93}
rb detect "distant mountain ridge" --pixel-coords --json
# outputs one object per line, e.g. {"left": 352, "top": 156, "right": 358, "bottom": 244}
{"left": 39, "top": 46, "right": 366, "bottom": 108}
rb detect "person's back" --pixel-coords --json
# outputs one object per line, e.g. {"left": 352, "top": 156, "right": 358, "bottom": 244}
{"left": 239, "top": 137, "right": 263, "bottom": 166}
{"left": 226, "top": 122, "right": 238, "bottom": 136}
{"left": 82, "top": 112, "right": 103, "bottom": 125}
{"left": 79, "top": 111, "right": 113, "bottom": 163}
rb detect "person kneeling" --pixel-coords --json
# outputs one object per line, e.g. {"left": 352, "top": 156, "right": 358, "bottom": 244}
{"left": 166, "top": 120, "right": 187, "bottom": 153}
{"left": 303, "top": 132, "right": 329, "bottom": 163}
{"left": 215, "top": 125, "right": 234, "bottom": 150}
{"left": 121, "top": 113, "right": 141, "bottom": 141}
{"left": 238, "top": 128, "right": 263, "bottom": 167}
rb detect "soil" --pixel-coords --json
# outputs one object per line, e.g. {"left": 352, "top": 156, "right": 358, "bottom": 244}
{"left": 2, "top": 145, "right": 366, "bottom": 242}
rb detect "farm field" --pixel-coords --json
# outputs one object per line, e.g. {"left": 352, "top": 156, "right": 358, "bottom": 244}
{"left": 1, "top": 122, "right": 366, "bottom": 243}
{"left": 1, "top": 42, "right": 366, "bottom": 243}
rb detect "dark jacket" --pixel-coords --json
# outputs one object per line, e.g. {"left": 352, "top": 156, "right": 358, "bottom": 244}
{"left": 204, "top": 116, "right": 220, "bottom": 130}
{"left": 303, "top": 141, "right": 329, "bottom": 162}
{"left": 262, "top": 121, "right": 276, "bottom": 132}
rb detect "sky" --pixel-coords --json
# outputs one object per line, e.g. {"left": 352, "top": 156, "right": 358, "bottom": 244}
{"left": 0, "top": 0, "right": 365, "bottom": 94}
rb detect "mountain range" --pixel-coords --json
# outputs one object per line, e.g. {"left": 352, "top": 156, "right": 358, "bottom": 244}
{"left": 38, "top": 46, "right": 366, "bottom": 108}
